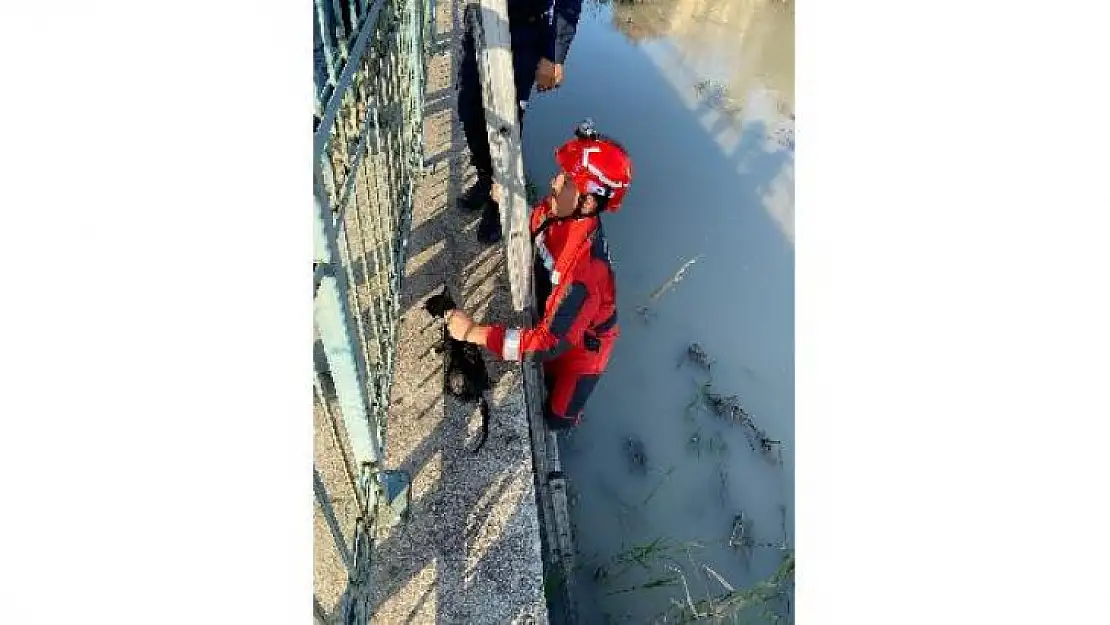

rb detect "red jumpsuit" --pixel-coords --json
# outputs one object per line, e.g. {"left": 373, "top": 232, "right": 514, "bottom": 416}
{"left": 483, "top": 202, "right": 620, "bottom": 428}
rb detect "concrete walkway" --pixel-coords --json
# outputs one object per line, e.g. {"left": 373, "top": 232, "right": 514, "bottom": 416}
{"left": 365, "top": 0, "right": 547, "bottom": 622}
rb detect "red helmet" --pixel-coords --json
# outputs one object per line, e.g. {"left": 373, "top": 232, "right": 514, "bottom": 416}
{"left": 554, "top": 120, "right": 633, "bottom": 212}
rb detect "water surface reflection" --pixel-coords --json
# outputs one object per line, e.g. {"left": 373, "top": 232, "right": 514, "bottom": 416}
{"left": 520, "top": 1, "right": 794, "bottom": 621}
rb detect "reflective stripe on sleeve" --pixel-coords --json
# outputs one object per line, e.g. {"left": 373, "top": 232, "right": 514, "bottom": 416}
{"left": 503, "top": 328, "right": 522, "bottom": 361}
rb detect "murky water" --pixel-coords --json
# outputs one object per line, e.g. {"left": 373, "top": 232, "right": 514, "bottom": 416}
{"left": 520, "top": 0, "right": 794, "bottom": 622}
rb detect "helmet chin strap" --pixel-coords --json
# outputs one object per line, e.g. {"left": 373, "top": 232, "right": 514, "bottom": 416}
{"left": 531, "top": 195, "right": 603, "bottom": 241}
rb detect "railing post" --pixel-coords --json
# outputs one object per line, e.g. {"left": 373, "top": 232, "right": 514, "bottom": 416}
{"left": 314, "top": 190, "right": 384, "bottom": 472}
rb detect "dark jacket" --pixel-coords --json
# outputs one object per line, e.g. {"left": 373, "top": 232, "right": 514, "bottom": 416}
{"left": 509, "top": 0, "right": 584, "bottom": 64}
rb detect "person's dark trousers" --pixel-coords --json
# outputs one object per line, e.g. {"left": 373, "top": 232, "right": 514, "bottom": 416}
{"left": 457, "top": 7, "right": 547, "bottom": 243}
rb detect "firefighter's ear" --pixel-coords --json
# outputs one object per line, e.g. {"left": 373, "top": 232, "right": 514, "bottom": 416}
{"left": 582, "top": 193, "right": 601, "bottom": 214}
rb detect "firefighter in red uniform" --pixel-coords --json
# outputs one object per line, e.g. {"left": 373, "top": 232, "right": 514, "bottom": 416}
{"left": 445, "top": 120, "right": 633, "bottom": 429}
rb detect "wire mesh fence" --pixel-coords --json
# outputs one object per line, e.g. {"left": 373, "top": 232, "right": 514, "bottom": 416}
{"left": 314, "top": 0, "right": 427, "bottom": 421}
{"left": 313, "top": 0, "right": 431, "bottom": 620}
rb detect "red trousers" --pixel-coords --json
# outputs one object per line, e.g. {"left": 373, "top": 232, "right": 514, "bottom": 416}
{"left": 532, "top": 260, "right": 610, "bottom": 429}
{"left": 543, "top": 364, "right": 601, "bottom": 429}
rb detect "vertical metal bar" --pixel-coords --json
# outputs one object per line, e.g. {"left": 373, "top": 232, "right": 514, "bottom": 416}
{"left": 395, "top": 0, "right": 411, "bottom": 373}
{"left": 393, "top": 75, "right": 415, "bottom": 343}
{"left": 369, "top": 49, "right": 401, "bottom": 339}
{"left": 403, "top": 0, "right": 418, "bottom": 178}
{"left": 383, "top": 24, "right": 406, "bottom": 362}
{"left": 419, "top": 0, "right": 432, "bottom": 59}
{"left": 338, "top": 127, "right": 390, "bottom": 380}
{"left": 385, "top": 7, "right": 403, "bottom": 218}
{"left": 391, "top": 0, "right": 413, "bottom": 383}
{"left": 346, "top": 51, "right": 393, "bottom": 376}
{"left": 387, "top": 29, "right": 406, "bottom": 254}
{"left": 315, "top": 0, "right": 340, "bottom": 86}
{"left": 362, "top": 51, "right": 392, "bottom": 297}
{"left": 335, "top": 199, "right": 385, "bottom": 381}
{"left": 396, "top": 0, "right": 416, "bottom": 308}
{"left": 355, "top": 58, "right": 395, "bottom": 386}
{"left": 373, "top": 25, "right": 396, "bottom": 246}
{"left": 428, "top": 0, "right": 437, "bottom": 46}
{"left": 314, "top": 466, "right": 355, "bottom": 572}
{"left": 348, "top": 58, "right": 388, "bottom": 379}
{"left": 325, "top": 81, "right": 383, "bottom": 383}
{"left": 314, "top": 187, "right": 383, "bottom": 468}
{"left": 381, "top": 6, "right": 401, "bottom": 319}
{"left": 353, "top": 126, "right": 395, "bottom": 384}
{"left": 381, "top": 0, "right": 419, "bottom": 401}
{"left": 412, "top": 0, "right": 427, "bottom": 146}
{"left": 364, "top": 52, "right": 400, "bottom": 384}
{"left": 346, "top": 0, "right": 361, "bottom": 40}
{"left": 330, "top": 0, "right": 349, "bottom": 58}
{"left": 315, "top": 374, "right": 364, "bottom": 511}
{"left": 403, "top": 0, "right": 423, "bottom": 267}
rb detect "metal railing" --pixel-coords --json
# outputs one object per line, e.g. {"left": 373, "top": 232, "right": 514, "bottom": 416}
{"left": 313, "top": 0, "right": 576, "bottom": 620}
{"left": 313, "top": 0, "right": 431, "bottom": 620}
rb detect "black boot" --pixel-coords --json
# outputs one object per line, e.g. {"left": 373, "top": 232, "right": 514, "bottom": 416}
{"left": 458, "top": 176, "right": 493, "bottom": 212}
{"left": 477, "top": 200, "right": 502, "bottom": 245}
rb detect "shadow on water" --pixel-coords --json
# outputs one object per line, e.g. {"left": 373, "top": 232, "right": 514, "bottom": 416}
{"left": 521, "top": 0, "right": 795, "bottom": 622}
